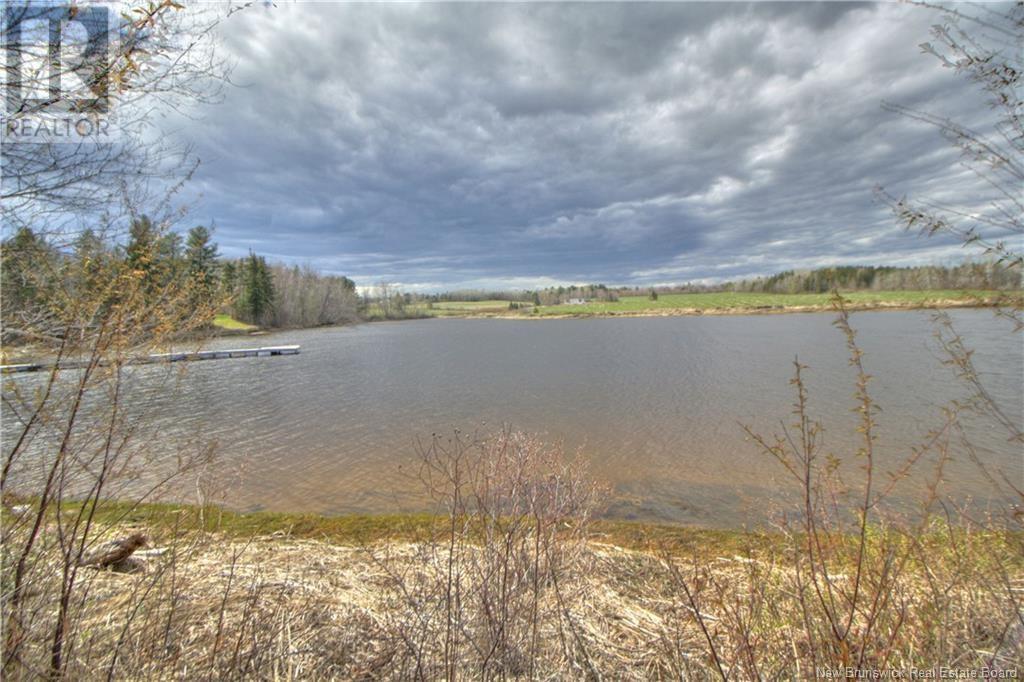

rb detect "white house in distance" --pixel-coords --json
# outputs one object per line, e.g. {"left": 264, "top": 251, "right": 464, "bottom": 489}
{"left": 566, "top": 298, "right": 587, "bottom": 305}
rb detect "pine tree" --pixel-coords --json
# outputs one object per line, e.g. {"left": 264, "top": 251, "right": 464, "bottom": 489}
{"left": 125, "top": 216, "right": 158, "bottom": 277}
{"left": 125, "top": 216, "right": 184, "bottom": 294}
{"left": 1, "top": 227, "right": 53, "bottom": 318}
{"left": 71, "top": 229, "right": 109, "bottom": 295}
{"left": 74, "top": 229, "right": 104, "bottom": 264}
{"left": 220, "top": 259, "right": 238, "bottom": 313}
{"left": 240, "top": 251, "right": 274, "bottom": 324}
{"left": 257, "top": 256, "right": 275, "bottom": 320}
{"left": 185, "top": 226, "right": 220, "bottom": 305}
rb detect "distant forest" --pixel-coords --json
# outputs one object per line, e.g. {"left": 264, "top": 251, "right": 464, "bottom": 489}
{"left": 687, "top": 263, "right": 1018, "bottom": 294}
{"left": 432, "top": 262, "right": 1020, "bottom": 306}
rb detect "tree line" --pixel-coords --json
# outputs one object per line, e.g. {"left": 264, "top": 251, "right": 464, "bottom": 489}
{"left": 426, "top": 284, "right": 620, "bottom": 306}
{"left": 722, "top": 263, "right": 1019, "bottom": 294}
{"left": 1, "top": 218, "right": 361, "bottom": 343}
{"left": 229, "top": 260, "right": 360, "bottom": 328}
{"left": 410, "top": 263, "right": 1019, "bottom": 306}
{"left": 627, "top": 263, "right": 1018, "bottom": 298}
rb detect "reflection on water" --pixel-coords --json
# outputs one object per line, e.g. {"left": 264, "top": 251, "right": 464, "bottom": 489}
{"left": 5, "top": 309, "right": 1021, "bottom": 526}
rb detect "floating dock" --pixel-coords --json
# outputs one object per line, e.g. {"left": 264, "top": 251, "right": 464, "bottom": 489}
{"left": 1, "top": 345, "right": 300, "bottom": 374}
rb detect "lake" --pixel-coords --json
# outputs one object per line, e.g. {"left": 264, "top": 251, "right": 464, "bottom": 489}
{"left": 7, "top": 309, "right": 1022, "bottom": 526}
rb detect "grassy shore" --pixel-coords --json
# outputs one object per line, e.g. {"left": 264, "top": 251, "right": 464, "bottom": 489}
{"left": 211, "top": 313, "right": 259, "bottom": 331}
{"left": 406, "top": 289, "right": 1018, "bottom": 320}
{"left": 67, "top": 499, "right": 1024, "bottom": 564}
{"left": 12, "top": 499, "right": 1019, "bottom": 678}
{"left": 67, "top": 499, "right": 756, "bottom": 556}
{"left": 430, "top": 299, "right": 517, "bottom": 315}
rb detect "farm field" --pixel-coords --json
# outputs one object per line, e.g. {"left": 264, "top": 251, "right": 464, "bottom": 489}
{"left": 429, "top": 300, "right": 520, "bottom": 314}
{"left": 363, "top": 299, "right": 523, "bottom": 319}
{"left": 530, "top": 289, "right": 1011, "bottom": 316}
{"left": 411, "top": 290, "right": 1012, "bottom": 318}
{"left": 224, "top": 291, "right": 1015, "bottom": 325}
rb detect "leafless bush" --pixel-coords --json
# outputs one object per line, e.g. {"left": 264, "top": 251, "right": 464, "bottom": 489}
{"left": 374, "top": 428, "right": 604, "bottom": 680}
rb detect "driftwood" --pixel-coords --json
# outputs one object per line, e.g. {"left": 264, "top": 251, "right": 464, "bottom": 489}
{"left": 79, "top": 533, "right": 149, "bottom": 572}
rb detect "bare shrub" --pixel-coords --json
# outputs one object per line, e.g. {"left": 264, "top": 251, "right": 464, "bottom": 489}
{"left": 373, "top": 428, "right": 604, "bottom": 680}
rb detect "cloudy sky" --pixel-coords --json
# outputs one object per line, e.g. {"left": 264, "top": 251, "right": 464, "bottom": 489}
{"left": 176, "top": 1, "right": 1002, "bottom": 291}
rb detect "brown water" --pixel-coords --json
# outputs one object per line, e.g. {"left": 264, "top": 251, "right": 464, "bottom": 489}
{"left": 6, "top": 309, "right": 1022, "bottom": 526}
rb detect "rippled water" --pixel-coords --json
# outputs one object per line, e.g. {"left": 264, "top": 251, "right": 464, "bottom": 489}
{"left": 6, "top": 309, "right": 1022, "bottom": 526}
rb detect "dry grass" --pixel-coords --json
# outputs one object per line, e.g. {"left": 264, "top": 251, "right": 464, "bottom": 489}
{"left": 5, "top": 523, "right": 1018, "bottom": 680}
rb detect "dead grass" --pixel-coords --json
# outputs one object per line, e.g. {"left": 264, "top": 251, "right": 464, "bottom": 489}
{"left": 11, "top": 523, "right": 1018, "bottom": 680}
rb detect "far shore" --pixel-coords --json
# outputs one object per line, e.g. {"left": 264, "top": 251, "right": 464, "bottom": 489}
{"left": 432, "top": 296, "right": 1015, "bottom": 320}
{"left": 380, "top": 289, "right": 1022, "bottom": 321}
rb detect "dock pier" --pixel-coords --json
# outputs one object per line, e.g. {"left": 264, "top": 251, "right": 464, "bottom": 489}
{"left": 1, "top": 345, "right": 300, "bottom": 374}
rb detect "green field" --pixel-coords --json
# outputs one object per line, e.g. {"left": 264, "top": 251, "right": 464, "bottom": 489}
{"left": 533, "top": 289, "right": 1009, "bottom": 316}
{"left": 212, "top": 314, "right": 258, "bottom": 331}
{"left": 366, "top": 300, "right": 523, "bottom": 319}
{"left": 350, "top": 290, "right": 1015, "bottom": 323}
{"left": 430, "top": 300, "right": 521, "bottom": 314}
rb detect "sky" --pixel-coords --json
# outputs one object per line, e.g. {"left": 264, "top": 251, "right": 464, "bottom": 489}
{"left": 174, "top": 1, "right": 1007, "bottom": 291}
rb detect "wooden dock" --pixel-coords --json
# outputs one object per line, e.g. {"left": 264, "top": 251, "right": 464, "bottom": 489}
{"left": 1, "top": 345, "right": 300, "bottom": 374}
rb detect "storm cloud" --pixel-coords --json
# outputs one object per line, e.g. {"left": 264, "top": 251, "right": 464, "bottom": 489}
{"left": 176, "top": 1, "right": 1006, "bottom": 290}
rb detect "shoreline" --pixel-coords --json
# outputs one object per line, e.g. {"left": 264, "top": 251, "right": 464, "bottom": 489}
{"left": 36, "top": 499, "right": 1024, "bottom": 551}
{"left": 421, "top": 296, "right": 1015, "bottom": 321}
{"left": 46, "top": 499, "right": 757, "bottom": 555}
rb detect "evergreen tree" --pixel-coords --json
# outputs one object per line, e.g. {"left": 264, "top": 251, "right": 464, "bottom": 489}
{"left": 71, "top": 228, "right": 110, "bottom": 294}
{"left": 220, "top": 259, "right": 238, "bottom": 311}
{"left": 240, "top": 251, "right": 274, "bottom": 324}
{"left": 1, "top": 227, "right": 53, "bottom": 318}
{"left": 74, "top": 229, "right": 105, "bottom": 264}
{"left": 155, "top": 232, "right": 184, "bottom": 285}
{"left": 125, "top": 216, "right": 158, "bottom": 277}
{"left": 125, "top": 216, "right": 184, "bottom": 294}
{"left": 257, "top": 256, "right": 275, "bottom": 318}
{"left": 156, "top": 232, "right": 183, "bottom": 263}
{"left": 185, "top": 226, "right": 220, "bottom": 303}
